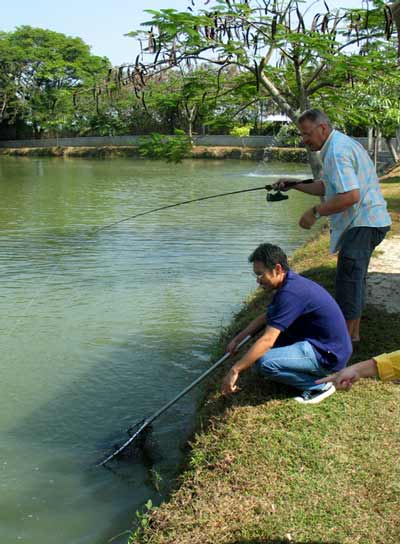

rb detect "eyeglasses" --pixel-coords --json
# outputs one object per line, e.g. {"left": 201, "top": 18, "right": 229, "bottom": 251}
{"left": 253, "top": 270, "right": 267, "bottom": 279}
{"left": 298, "top": 123, "right": 322, "bottom": 138}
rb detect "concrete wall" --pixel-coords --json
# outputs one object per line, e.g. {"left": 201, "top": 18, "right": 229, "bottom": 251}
{"left": 0, "top": 134, "right": 276, "bottom": 148}
{"left": 0, "top": 135, "right": 143, "bottom": 148}
{"left": 0, "top": 134, "right": 392, "bottom": 160}
{"left": 193, "top": 135, "right": 275, "bottom": 147}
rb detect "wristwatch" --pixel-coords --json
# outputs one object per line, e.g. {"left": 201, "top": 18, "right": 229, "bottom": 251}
{"left": 312, "top": 205, "right": 321, "bottom": 220}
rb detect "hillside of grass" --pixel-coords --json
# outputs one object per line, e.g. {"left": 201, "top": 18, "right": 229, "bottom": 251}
{"left": 130, "top": 178, "right": 400, "bottom": 544}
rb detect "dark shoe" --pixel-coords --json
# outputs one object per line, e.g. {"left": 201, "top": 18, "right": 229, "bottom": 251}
{"left": 294, "top": 383, "right": 336, "bottom": 405}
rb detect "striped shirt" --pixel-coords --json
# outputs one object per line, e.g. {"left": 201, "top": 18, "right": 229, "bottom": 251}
{"left": 320, "top": 130, "right": 391, "bottom": 253}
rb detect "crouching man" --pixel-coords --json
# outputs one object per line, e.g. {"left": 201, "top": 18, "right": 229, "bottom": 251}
{"left": 221, "top": 243, "right": 352, "bottom": 404}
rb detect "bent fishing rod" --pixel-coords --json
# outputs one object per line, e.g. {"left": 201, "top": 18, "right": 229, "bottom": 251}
{"left": 98, "top": 334, "right": 252, "bottom": 467}
{"left": 92, "top": 178, "right": 314, "bottom": 234}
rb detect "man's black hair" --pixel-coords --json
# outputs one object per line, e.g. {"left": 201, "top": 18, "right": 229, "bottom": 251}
{"left": 248, "top": 243, "right": 289, "bottom": 272}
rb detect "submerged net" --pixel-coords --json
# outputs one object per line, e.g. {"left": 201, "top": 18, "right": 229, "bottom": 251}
{"left": 97, "top": 420, "right": 155, "bottom": 466}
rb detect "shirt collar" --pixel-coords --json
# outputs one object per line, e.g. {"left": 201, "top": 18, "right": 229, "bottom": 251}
{"left": 320, "top": 129, "right": 335, "bottom": 160}
{"left": 281, "top": 269, "right": 292, "bottom": 287}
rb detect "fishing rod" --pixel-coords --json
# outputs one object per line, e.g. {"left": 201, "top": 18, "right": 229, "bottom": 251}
{"left": 92, "top": 178, "right": 314, "bottom": 234}
{"left": 97, "top": 334, "right": 252, "bottom": 467}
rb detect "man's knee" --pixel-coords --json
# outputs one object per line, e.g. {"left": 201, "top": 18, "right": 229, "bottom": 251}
{"left": 254, "top": 356, "right": 281, "bottom": 377}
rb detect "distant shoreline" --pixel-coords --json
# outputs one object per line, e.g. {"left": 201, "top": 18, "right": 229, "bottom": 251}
{"left": 0, "top": 145, "right": 308, "bottom": 162}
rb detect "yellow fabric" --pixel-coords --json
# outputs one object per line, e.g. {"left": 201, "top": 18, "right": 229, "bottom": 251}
{"left": 374, "top": 351, "right": 400, "bottom": 381}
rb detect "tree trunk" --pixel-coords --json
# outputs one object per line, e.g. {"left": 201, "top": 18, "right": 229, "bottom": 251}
{"left": 373, "top": 128, "right": 381, "bottom": 170}
{"left": 0, "top": 96, "right": 7, "bottom": 124}
{"left": 368, "top": 127, "right": 374, "bottom": 156}
{"left": 387, "top": 1, "right": 400, "bottom": 65}
{"left": 385, "top": 136, "right": 399, "bottom": 162}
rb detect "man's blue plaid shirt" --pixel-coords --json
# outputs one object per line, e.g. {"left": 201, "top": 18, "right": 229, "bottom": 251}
{"left": 320, "top": 130, "right": 391, "bottom": 253}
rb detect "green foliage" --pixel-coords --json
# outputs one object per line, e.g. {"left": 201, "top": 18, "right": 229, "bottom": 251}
{"left": 127, "top": 1, "right": 395, "bottom": 130}
{"left": 273, "top": 123, "right": 301, "bottom": 147}
{"left": 229, "top": 124, "right": 252, "bottom": 137}
{"left": 2, "top": 2, "right": 398, "bottom": 141}
{"left": 128, "top": 499, "right": 153, "bottom": 543}
{"left": 137, "top": 130, "right": 193, "bottom": 163}
{"left": 0, "top": 26, "right": 110, "bottom": 135}
{"left": 263, "top": 147, "right": 308, "bottom": 163}
{"left": 315, "top": 44, "right": 400, "bottom": 138}
{"left": 139, "top": 68, "right": 219, "bottom": 136}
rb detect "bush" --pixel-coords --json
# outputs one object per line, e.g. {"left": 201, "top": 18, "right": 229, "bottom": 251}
{"left": 273, "top": 123, "right": 301, "bottom": 147}
{"left": 229, "top": 124, "right": 253, "bottom": 137}
{"left": 137, "top": 130, "right": 193, "bottom": 163}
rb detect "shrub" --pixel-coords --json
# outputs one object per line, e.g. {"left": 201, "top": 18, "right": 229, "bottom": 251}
{"left": 229, "top": 124, "right": 253, "bottom": 137}
{"left": 137, "top": 130, "right": 193, "bottom": 163}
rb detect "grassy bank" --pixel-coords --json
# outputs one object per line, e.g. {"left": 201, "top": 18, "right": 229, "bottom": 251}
{"left": 130, "top": 178, "right": 400, "bottom": 544}
{"left": 0, "top": 145, "right": 142, "bottom": 158}
{"left": 0, "top": 145, "right": 307, "bottom": 162}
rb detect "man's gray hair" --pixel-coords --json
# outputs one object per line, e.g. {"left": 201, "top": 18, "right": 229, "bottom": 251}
{"left": 298, "top": 109, "right": 332, "bottom": 128}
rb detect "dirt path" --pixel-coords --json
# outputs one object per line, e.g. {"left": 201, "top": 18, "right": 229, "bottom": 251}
{"left": 367, "top": 235, "right": 400, "bottom": 313}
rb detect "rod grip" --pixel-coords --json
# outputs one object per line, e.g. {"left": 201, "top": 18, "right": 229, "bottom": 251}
{"left": 264, "top": 178, "right": 315, "bottom": 191}
{"left": 285, "top": 178, "right": 314, "bottom": 188}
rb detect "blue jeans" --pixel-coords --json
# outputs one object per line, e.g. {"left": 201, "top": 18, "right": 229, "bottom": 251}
{"left": 254, "top": 341, "right": 330, "bottom": 392}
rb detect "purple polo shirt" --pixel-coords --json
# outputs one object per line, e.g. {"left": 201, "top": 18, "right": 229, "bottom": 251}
{"left": 267, "top": 270, "right": 352, "bottom": 371}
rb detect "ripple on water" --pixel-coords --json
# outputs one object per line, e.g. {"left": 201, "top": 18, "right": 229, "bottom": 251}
{"left": 0, "top": 157, "right": 313, "bottom": 543}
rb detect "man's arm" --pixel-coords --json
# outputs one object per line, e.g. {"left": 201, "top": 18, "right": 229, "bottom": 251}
{"left": 221, "top": 326, "right": 281, "bottom": 395}
{"left": 315, "top": 358, "right": 378, "bottom": 390}
{"left": 226, "top": 313, "right": 267, "bottom": 354}
{"left": 276, "top": 178, "right": 325, "bottom": 197}
{"left": 300, "top": 189, "right": 360, "bottom": 230}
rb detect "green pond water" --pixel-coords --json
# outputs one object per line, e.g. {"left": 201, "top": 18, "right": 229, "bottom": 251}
{"left": 0, "top": 157, "right": 315, "bottom": 543}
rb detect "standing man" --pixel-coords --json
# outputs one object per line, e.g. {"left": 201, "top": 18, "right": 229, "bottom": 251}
{"left": 221, "top": 243, "right": 352, "bottom": 404}
{"left": 277, "top": 109, "right": 391, "bottom": 343}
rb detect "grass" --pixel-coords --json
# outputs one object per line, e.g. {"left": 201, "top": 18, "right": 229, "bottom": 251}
{"left": 130, "top": 179, "right": 400, "bottom": 544}
{"left": 380, "top": 176, "right": 400, "bottom": 236}
{"left": 0, "top": 146, "right": 141, "bottom": 158}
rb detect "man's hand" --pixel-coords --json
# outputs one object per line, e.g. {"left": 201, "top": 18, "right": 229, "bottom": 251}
{"left": 221, "top": 367, "right": 240, "bottom": 396}
{"left": 273, "top": 177, "right": 298, "bottom": 192}
{"left": 226, "top": 339, "right": 239, "bottom": 354}
{"left": 316, "top": 367, "right": 361, "bottom": 391}
{"left": 299, "top": 207, "right": 317, "bottom": 230}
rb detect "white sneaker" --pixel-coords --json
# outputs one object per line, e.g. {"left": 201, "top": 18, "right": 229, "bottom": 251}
{"left": 294, "top": 383, "right": 336, "bottom": 405}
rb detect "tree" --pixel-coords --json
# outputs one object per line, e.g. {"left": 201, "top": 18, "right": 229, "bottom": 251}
{"left": 0, "top": 31, "right": 26, "bottom": 125}
{"left": 1, "top": 26, "right": 110, "bottom": 137}
{"left": 119, "top": 1, "right": 392, "bottom": 174}
{"left": 386, "top": 1, "right": 400, "bottom": 63}
{"left": 335, "top": 70, "right": 400, "bottom": 163}
{"left": 141, "top": 66, "right": 241, "bottom": 136}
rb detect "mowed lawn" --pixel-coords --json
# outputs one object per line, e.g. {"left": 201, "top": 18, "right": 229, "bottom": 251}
{"left": 132, "top": 179, "right": 400, "bottom": 544}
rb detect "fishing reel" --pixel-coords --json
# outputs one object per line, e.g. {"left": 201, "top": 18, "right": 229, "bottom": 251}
{"left": 266, "top": 190, "right": 289, "bottom": 202}
{"left": 264, "top": 178, "right": 314, "bottom": 202}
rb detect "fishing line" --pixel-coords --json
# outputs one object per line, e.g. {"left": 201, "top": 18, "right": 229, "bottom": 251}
{"left": 91, "top": 179, "right": 313, "bottom": 235}
{"left": 5, "top": 178, "right": 313, "bottom": 348}
{"left": 3, "top": 235, "right": 92, "bottom": 340}
{"left": 6, "top": 178, "right": 313, "bottom": 337}
{"left": 5, "top": 174, "right": 315, "bottom": 464}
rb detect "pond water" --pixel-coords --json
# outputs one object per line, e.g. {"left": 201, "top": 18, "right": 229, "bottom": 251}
{"left": 0, "top": 157, "right": 315, "bottom": 544}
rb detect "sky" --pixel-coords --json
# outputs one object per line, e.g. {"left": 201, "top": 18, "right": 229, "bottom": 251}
{"left": 5, "top": 0, "right": 367, "bottom": 66}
